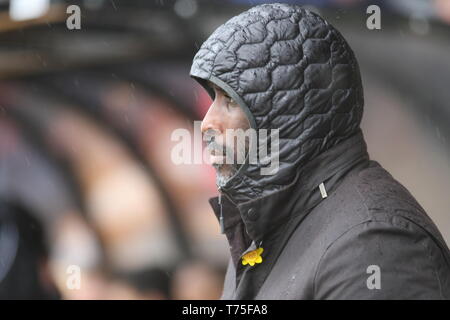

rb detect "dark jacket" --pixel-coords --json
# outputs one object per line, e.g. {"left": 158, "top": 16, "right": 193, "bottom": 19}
{"left": 190, "top": 3, "right": 450, "bottom": 299}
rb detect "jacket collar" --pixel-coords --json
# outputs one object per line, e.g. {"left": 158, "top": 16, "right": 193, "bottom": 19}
{"left": 209, "top": 129, "right": 370, "bottom": 246}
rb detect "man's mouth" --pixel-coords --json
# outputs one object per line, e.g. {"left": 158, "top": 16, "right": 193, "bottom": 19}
{"left": 207, "top": 147, "right": 225, "bottom": 165}
{"left": 206, "top": 141, "right": 226, "bottom": 165}
{"left": 210, "top": 153, "right": 225, "bottom": 165}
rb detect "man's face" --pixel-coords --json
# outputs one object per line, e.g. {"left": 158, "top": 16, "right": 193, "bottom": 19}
{"left": 201, "top": 81, "right": 250, "bottom": 187}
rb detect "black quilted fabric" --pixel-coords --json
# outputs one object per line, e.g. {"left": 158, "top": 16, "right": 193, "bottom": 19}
{"left": 190, "top": 3, "right": 364, "bottom": 204}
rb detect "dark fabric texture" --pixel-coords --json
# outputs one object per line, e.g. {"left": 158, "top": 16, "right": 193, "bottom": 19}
{"left": 190, "top": 3, "right": 450, "bottom": 299}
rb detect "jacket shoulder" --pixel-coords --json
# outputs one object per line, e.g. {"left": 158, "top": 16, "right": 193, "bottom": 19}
{"left": 307, "top": 160, "right": 445, "bottom": 249}
{"left": 349, "top": 161, "right": 446, "bottom": 244}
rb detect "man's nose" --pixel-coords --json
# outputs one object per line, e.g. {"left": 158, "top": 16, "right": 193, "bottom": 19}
{"left": 201, "top": 101, "right": 223, "bottom": 134}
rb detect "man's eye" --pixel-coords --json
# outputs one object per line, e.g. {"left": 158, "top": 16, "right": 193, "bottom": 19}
{"left": 225, "top": 96, "right": 235, "bottom": 106}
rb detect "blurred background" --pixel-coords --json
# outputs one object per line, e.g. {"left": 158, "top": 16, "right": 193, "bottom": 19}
{"left": 0, "top": 0, "right": 448, "bottom": 299}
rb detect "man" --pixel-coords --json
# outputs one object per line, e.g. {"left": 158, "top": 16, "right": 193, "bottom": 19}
{"left": 190, "top": 3, "right": 450, "bottom": 299}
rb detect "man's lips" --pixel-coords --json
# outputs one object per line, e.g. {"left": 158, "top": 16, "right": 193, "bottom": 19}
{"left": 208, "top": 150, "right": 225, "bottom": 164}
{"left": 206, "top": 142, "right": 230, "bottom": 165}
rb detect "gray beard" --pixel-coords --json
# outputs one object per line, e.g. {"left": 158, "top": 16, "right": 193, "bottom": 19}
{"left": 213, "top": 164, "right": 238, "bottom": 188}
{"left": 208, "top": 137, "right": 249, "bottom": 188}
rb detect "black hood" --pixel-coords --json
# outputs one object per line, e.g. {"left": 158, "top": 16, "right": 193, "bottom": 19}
{"left": 190, "top": 3, "right": 364, "bottom": 206}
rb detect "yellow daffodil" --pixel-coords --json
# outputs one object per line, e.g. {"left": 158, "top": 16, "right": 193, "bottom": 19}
{"left": 242, "top": 247, "right": 264, "bottom": 266}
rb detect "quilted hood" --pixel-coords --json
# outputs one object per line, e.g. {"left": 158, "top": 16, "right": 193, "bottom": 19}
{"left": 190, "top": 3, "right": 364, "bottom": 206}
